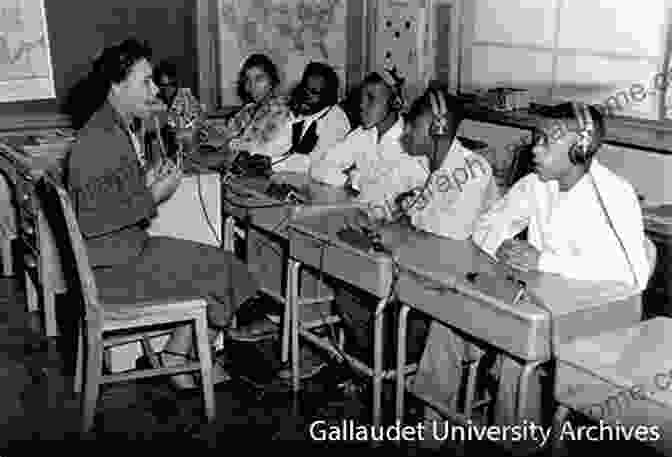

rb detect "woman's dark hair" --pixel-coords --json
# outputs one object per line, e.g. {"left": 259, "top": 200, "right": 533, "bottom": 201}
{"left": 290, "top": 61, "right": 340, "bottom": 108}
{"left": 92, "top": 38, "right": 153, "bottom": 92}
{"left": 62, "top": 38, "right": 153, "bottom": 130}
{"left": 236, "top": 54, "right": 281, "bottom": 104}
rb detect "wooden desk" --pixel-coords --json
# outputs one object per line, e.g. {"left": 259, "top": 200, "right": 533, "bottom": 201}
{"left": 288, "top": 207, "right": 415, "bottom": 429}
{"left": 642, "top": 204, "right": 672, "bottom": 317}
{"left": 221, "top": 172, "right": 359, "bottom": 376}
{"left": 390, "top": 227, "right": 641, "bottom": 426}
{"left": 221, "top": 172, "right": 356, "bottom": 295}
{"left": 554, "top": 317, "right": 672, "bottom": 454}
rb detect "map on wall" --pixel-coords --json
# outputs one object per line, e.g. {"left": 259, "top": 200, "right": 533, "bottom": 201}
{"left": 0, "top": 0, "right": 55, "bottom": 103}
{"left": 217, "top": 0, "right": 347, "bottom": 107}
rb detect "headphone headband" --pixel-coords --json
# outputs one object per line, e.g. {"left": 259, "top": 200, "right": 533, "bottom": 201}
{"left": 376, "top": 66, "right": 405, "bottom": 110}
{"left": 428, "top": 88, "right": 451, "bottom": 136}
{"left": 570, "top": 102, "right": 595, "bottom": 164}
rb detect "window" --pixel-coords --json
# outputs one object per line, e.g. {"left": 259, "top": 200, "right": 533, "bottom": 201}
{"left": 460, "top": 0, "right": 672, "bottom": 122}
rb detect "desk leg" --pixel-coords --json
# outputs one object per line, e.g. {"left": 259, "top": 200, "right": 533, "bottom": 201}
{"left": 372, "top": 296, "right": 388, "bottom": 429}
{"left": 516, "top": 359, "right": 546, "bottom": 424}
{"left": 222, "top": 215, "right": 235, "bottom": 252}
{"left": 281, "top": 255, "right": 294, "bottom": 364}
{"left": 396, "top": 304, "right": 410, "bottom": 423}
{"left": 288, "top": 259, "right": 301, "bottom": 392}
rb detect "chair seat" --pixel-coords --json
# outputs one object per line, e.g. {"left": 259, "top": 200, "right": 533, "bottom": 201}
{"left": 101, "top": 296, "right": 208, "bottom": 331}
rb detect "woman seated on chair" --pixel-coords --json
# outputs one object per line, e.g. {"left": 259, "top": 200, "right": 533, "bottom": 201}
{"left": 66, "top": 38, "right": 266, "bottom": 390}
{"left": 213, "top": 53, "right": 292, "bottom": 158}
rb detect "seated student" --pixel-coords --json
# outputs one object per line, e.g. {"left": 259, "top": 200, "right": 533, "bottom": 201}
{"left": 417, "top": 101, "right": 651, "bottom": 448}
{"left": 67, "top": 38, "right": 265, "bottom": 390}
{"left": 310, "top": 69, "right": 428, "bottom": 365}
{"left": 397, "top": 87, "right": 497, "bottom": 447}
{"left": 397, "top": 86, "right": 499, "bottom": 238}
{"left": 216, "top": 54, "right": 292, "bottom": 157}
{"left": 310, "top": 69, "right": 427, "bottom": 218}
{"left": 259, "top": 61, "right": 350, "bottom": 173}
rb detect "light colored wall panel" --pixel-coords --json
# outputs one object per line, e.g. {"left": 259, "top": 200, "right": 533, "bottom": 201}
{"left": 473, "top": 0, "right": 558, "bottom": 47}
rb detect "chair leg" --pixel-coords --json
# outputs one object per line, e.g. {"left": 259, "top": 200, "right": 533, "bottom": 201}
{"left": 550, "top": 405, "right": 571, "bottom": 456}
{"left": 82, "top": 332, "right": 103, "bottom": 434}
{"left": 74, "top": 326, "right": 84, "bottom": 393}
{"left": 288, "top": 260, "right": 301, "bottom": 392}
{"left": 43, "top": 290, "right": 58, "bottom": 337}
{"left": 281, "top": 274, "right": 291, "bottom": 364}
{"left": 25, "top": 271, "right": 38, "bottom": 312}
{"left": 2, "top": 237, "right": 12, "bottom": 276}
{"left": 194, "top": 313, "right": 215, "bottom": 423}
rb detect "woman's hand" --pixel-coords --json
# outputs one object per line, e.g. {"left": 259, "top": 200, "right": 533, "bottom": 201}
{"left": 147, "top": 159, "right": 183, "bottom": 204}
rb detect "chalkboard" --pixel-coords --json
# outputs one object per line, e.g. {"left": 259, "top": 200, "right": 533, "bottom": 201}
{"left": 0, "top": 0, "right": 197, "bottom": 123}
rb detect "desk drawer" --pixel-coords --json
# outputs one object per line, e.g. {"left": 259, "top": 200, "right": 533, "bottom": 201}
{"left": 396, "top": 270, "right": 549, "bottom": 361}
{"left": 289, "top": 225, "right": 393, "bottom": 298}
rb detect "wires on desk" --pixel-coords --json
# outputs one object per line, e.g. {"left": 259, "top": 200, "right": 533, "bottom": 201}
{"left": 195, "top": 173, "right": 221, "bottom": 246}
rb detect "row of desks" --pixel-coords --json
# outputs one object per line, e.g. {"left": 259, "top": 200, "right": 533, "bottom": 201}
{"left": 220, "top": 171, "right": 642, "bottom": 430}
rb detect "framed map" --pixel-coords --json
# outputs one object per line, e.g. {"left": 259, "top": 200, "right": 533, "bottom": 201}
{"left": 0, "top": 0, "right": 55, "bottom": 103}
{"left": 216, "top": 0, "right": 348, "bottom": 107}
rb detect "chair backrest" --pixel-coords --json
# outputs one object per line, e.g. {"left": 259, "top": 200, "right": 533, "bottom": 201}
{"left": 34, "top": 177, "right": 103, "bottom": 326}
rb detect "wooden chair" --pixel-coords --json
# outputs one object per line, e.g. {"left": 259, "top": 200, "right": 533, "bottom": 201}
{"left": 34, "top": 178, "right": 215, "bottom": 433}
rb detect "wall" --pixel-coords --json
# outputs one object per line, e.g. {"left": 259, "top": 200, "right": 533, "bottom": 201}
{"left": 0, "top": 0, "right": 197, "bottom": 127}
{"left": 459, "top": 119, "right": 672, "bottom": 205}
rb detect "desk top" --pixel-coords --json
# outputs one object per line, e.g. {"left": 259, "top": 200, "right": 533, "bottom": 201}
{"left": 223, "top": 172, "right": 355, "bottom": 211}
{"left": 391, "top": 227, "right": 637, "bottom": 318}
{"left": 557, "top": 316, "right": 672, "bottom": 408}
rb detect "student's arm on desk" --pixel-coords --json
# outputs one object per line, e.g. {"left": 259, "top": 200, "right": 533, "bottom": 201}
{"left": 536, "top": 239, "right": 644, "bottom": 286}
{"left": 471, "top": 175, "right": 534, "bottom": 258}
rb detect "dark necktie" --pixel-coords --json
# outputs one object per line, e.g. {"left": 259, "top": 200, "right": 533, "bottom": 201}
{"left": 290, "top": 120, "right": 318, "bottom": 155}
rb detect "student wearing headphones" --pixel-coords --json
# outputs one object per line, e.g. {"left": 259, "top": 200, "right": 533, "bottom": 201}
{"left": 398, "top": 85, "right": 499, "bottom": 237}
{"left": 309, "top": 69, "right": 429, "bottom": 369}
{"left": 310, "top": 68, "right": 427, "bottom": 217}
{"left": 260, "top": 61, "right": 351, "bottom": 173}
{"left": 473, "top": 102, "right": 649, "bottom": 287}
{"left": 415, "top": 102, "right": 650, "bottom": 450}
{"left": 398, "top": 86, "right": 499, "bottom": 448}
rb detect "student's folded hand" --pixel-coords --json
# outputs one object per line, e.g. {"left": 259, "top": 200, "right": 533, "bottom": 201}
{"left": 496, "top": 239, "right": 540, "bottom": 272}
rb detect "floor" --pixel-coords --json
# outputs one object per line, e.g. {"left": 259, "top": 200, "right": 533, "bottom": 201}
{"left": 0, "top": 274, "right": 668, "bottom": 455}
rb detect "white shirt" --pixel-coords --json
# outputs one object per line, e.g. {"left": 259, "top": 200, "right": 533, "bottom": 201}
{"left": 472, "top": 160, "right": 649, "bottom": 288}
{"left": 252, "top": 104, "right": 351, "bottom": 173}
{"left": 406, "top": 139, "right": 499, "bottom": 240}
{"left": 310, "top": 117, "right": 428, "bottom": 215}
